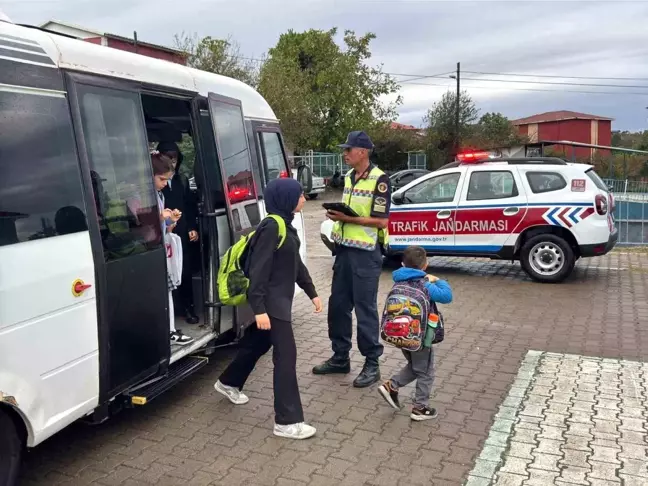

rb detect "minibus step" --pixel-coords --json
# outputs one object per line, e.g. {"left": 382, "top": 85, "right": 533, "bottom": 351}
{"left": 127, "top": 355, "right": 208, "bottom": 406}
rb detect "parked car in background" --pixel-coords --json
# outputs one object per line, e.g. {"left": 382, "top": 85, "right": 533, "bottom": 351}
{"left": 389, "top": 169, "right": 430, "bottom": 192}
{"left": 292, "top": 167, "right": 326, "bottom": 200}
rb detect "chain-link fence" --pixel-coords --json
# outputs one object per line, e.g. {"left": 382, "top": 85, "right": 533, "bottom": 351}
{"left": 604, "top": 178, "right": 648, "bottom": 246}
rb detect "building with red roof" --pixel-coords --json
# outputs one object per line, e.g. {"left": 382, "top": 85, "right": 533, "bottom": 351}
{"left": 512, "top": 110, "right": 613, "bottom": 159}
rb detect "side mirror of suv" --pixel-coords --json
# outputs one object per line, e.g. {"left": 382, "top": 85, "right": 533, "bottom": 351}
{"left": 392, "top": 192, "right": 405, "bottom": 205}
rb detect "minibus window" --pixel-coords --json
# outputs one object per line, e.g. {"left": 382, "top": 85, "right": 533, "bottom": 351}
{"left": 259, "top": 132, "right": 288, "bottom": 183}
{"left": 77, "top": 85, "right": 161, "bottom": 261}
{"left": 0, "top": 90, "right": 86, "bottom": 247}
{"left": 210, "top": 101, "right": 256, "bottom": 205}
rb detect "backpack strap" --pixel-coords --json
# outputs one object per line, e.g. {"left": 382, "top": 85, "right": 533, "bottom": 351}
{"left": 266, "top": 214, "right": 287, "bottom": 249}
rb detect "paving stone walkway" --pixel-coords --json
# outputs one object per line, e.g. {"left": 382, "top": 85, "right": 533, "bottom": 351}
{"left": 466, "top": 351, "right": 648, "bottom": 486}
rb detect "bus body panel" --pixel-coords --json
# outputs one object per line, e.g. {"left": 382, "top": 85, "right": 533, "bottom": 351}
{"left": 0, "top": 20, "right": 306, "bottom": 453}
{"left": 0, "top": 233, "right": 99, "bottom": 446}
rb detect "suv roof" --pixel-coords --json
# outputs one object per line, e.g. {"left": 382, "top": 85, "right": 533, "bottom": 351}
{"left": 437, "top": 157, "right": 570, "bottom": 171}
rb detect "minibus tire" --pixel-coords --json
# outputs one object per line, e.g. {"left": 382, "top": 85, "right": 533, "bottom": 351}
{"left": 520, "top": 234, "right": 575, "bottom": 283}
{"left": 0, "top": 408, "right": 23, "bottom": 486}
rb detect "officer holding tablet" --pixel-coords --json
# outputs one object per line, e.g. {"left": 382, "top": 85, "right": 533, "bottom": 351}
{"left": 313, "top": 131, "right": 391, "bottom": 388}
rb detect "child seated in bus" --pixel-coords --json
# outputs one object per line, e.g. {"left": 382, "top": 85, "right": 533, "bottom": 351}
{"left": 151, "top": 152, "right": 194, "bottom": 346}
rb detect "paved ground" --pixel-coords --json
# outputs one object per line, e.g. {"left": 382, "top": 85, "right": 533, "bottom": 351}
{"left": 19, "top": 192, "right": 648, "bottom": 486}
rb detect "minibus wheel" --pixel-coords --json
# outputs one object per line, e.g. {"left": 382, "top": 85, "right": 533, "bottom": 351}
{"left": 0, "top": 408, "right": 23, "bottom": 486}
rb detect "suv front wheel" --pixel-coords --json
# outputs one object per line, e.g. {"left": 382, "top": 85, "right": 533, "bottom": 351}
{"left": 520, "top": 234, "right": 575, "bottom": 283}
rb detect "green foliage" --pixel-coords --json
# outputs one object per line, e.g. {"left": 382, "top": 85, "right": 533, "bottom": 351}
{"left": 472, "top": 112, "right": 527, "bottom": 148}
{"left": 174, "top": 32, "right": 261, "bottom": 87}
{"left": 423, "top": 90, "right": 478, "bottom": 164}
{"left": 367, "top": 122, "right": 426, "bottom": 171}
{"left": 257, "top": 28, "right": 402, "bottom": 153}
{"left": 177, "top": 134, "right": 196, "bottom": 179}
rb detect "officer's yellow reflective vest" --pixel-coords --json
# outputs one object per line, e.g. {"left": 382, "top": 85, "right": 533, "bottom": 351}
{"left": 331, "top": 166, "right": 389, "bottom": 251}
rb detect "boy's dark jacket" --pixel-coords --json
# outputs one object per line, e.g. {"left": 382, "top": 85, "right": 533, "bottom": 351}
{"left": 159, "top": 142, "right": 197, "bottom": 240}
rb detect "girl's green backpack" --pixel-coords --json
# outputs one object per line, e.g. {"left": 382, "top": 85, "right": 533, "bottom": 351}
{"left": 217, "top": 214, "right": 286, "bottom": 306}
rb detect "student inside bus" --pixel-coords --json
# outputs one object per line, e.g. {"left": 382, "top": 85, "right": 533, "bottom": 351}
{"left": 151, "top": 152, "right": 194, "bottom": 346}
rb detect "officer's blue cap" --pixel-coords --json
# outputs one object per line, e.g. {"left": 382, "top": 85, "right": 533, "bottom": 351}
{"left": 338, "top": 131, "right": 374, "bottom": 150}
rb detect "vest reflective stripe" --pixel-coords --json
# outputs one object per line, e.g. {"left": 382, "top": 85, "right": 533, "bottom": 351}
{"left": 332, "top": 166, "right": 389, "bottom": 251}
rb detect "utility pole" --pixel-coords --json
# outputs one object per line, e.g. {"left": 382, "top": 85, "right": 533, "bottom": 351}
{"left": 455, "top": 61, "right": 461, "bottom": 155}
{"left": 133, "top": 31, "right": 138, "bottom": 54}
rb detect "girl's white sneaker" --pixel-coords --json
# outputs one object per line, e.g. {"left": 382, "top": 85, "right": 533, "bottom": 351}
{"left": 214, "top": 380, "right": 249, "bottom": 405}
{"left": 273, "top": 422, "right": 316, "bottom": 440}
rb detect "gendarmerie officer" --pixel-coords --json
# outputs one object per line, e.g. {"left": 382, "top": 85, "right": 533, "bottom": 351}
{"left": 313, "top": 131, "right": 391, "bottom": 387}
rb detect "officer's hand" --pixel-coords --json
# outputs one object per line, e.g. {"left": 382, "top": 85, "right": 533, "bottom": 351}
{"left": 255, "top": 313, "right": 271, "bottom": 330}
{"left": 189, "top": 230, "right": 199, "bottom": 242}
{"left": 326, "top": 210, "right": 348, "bottom": 223}
{"left": 312, "top": 297, "right": 323, "bottom": 313}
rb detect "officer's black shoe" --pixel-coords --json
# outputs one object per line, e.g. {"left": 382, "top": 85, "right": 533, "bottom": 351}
{"left": 353, "top": 360, "right": 381, "bottom": 388}
{"left": 312, "top": 357, "right": 350, "bottom": 375}
{"left": 184, "top": 307, "right": 199, "bottom": 325}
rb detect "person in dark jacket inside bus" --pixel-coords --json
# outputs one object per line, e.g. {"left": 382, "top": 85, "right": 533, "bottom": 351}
{"left": 157, "top": 141, "right": 200, "bottom": 324}
{"left": 214, "top": 178, "right": 323, "bottom": 440}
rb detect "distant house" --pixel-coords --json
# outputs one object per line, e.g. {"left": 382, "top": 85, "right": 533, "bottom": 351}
{"left": 39, "top": 20, "right": 187, "bottom": 65}
{"left": 512, "top": 110, "right": 613, "bottom": 159}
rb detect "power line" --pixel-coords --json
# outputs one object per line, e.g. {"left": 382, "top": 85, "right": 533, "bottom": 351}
{"left": 464, "top": 70, "right": 648, "bottom": 82}
{"left": 399, "top": 81, "right": 648, "bottom": 97}
{"left": 459, "top": 76, "right": 648, "bottom": 89}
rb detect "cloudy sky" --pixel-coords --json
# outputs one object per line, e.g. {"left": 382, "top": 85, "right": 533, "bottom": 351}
{"left": 3, "top": 0, "right": 648, "bottom": 131}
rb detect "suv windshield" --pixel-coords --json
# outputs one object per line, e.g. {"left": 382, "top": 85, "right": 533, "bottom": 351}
{"left": 585, "top": 168, "right": 608, "bottom": 192}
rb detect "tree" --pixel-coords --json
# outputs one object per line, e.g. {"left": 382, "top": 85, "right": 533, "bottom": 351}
{"left": 174, "top": 32, "right": 262, "bottom": 87}
{"left": 473, "top": 112, "right": 527, "bottom": 148}
{"left": 424, "top": 90, "right": 478, "bottom": 164}
{"left": 258, "top": 28, "right": 401, "bottom": 153}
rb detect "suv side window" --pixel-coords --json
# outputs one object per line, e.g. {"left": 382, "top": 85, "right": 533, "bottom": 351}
{"left": 404, "top": 173, "right": 461, "bottom": 204}
{"left": 467, "top": 170, "right": 518, "bottom": 201}
{"left": 526, "top": 172, "right": 567, "bottom": 194}
{"left": 0, "top": 90, "right": 87, "bottom": 247}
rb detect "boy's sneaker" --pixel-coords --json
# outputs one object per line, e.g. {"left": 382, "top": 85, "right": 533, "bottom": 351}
{"left": 378, "top": 381, "right": 401, "bottom": 410}
{"left": 170, "top": 330, "right": 194, "bottom": 346}
{"left": 411, "top": 406, "right": 438, "bottom": 421}
{"left": 273, "top": 422, "right": 316, "bottom": 440}
{"left": 214, "top": 380, "right": 249, "bottom": 405}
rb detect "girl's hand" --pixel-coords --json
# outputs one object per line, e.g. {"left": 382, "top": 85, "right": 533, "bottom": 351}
{"left": 312, "top": 297, "right": 323, "bottom": 313}
{"left": 427, "top": 274, "right": 439, "bottom": 283}
{"left": 161, "top": 209, "right": 174, "bottom": 220}
{"left": 255, "top": 313, "right": 271, "bottom": 330}
{"left": 170, "top": 209, "right": 182, "bottom": 222}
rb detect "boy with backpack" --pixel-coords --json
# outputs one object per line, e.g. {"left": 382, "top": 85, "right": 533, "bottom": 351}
{"left": 378, "top": 246, "right": 452, "bottom": 421}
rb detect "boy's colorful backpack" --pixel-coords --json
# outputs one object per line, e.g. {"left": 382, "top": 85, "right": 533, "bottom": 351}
{"left": 380, "top": 278, "right": 431, "bottom": 352}
{"left": 217, "top": 214, "right": 286, "bottom": 306}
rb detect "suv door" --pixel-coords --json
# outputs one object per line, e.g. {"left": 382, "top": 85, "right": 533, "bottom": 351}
{"left": 390, "top": 170, "right": 464, "bottom": 252}
{"left": 454, "top": 166, "right": 528, "bottom": 254}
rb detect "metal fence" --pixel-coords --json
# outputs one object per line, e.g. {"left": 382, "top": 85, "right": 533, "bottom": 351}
{"left": 407, "top": 152, "right": 427, "bottom": 170}
{"left": 289, "top": 151, "right": 349, "bottom": 179}
{"left": 604, "top": 179, "right": 648, "bottom": 246}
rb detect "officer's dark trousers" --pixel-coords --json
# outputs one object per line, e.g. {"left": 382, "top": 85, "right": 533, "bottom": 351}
{"left": 218, "top": 318, "right": 304, "bottom": 425}
{"left": 328, "top": 246, "right": 384, "bottom": 361}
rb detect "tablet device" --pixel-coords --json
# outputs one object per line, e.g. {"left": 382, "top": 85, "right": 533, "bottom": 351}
{"left": 322, "top": 202, "right": 359, "bottom": 217}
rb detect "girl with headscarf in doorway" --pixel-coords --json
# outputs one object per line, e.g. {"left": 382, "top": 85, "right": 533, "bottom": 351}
{"left": 214, "top": 178, "right": 323, "bottom": 440}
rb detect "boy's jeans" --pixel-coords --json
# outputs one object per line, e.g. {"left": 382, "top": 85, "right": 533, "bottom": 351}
{"left": 390, "top": 346, "right": 435, "bottom": 407}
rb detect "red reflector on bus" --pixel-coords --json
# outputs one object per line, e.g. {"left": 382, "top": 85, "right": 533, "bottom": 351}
{"left": 279, "top": 171, "right": 289, "bottom": 178}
